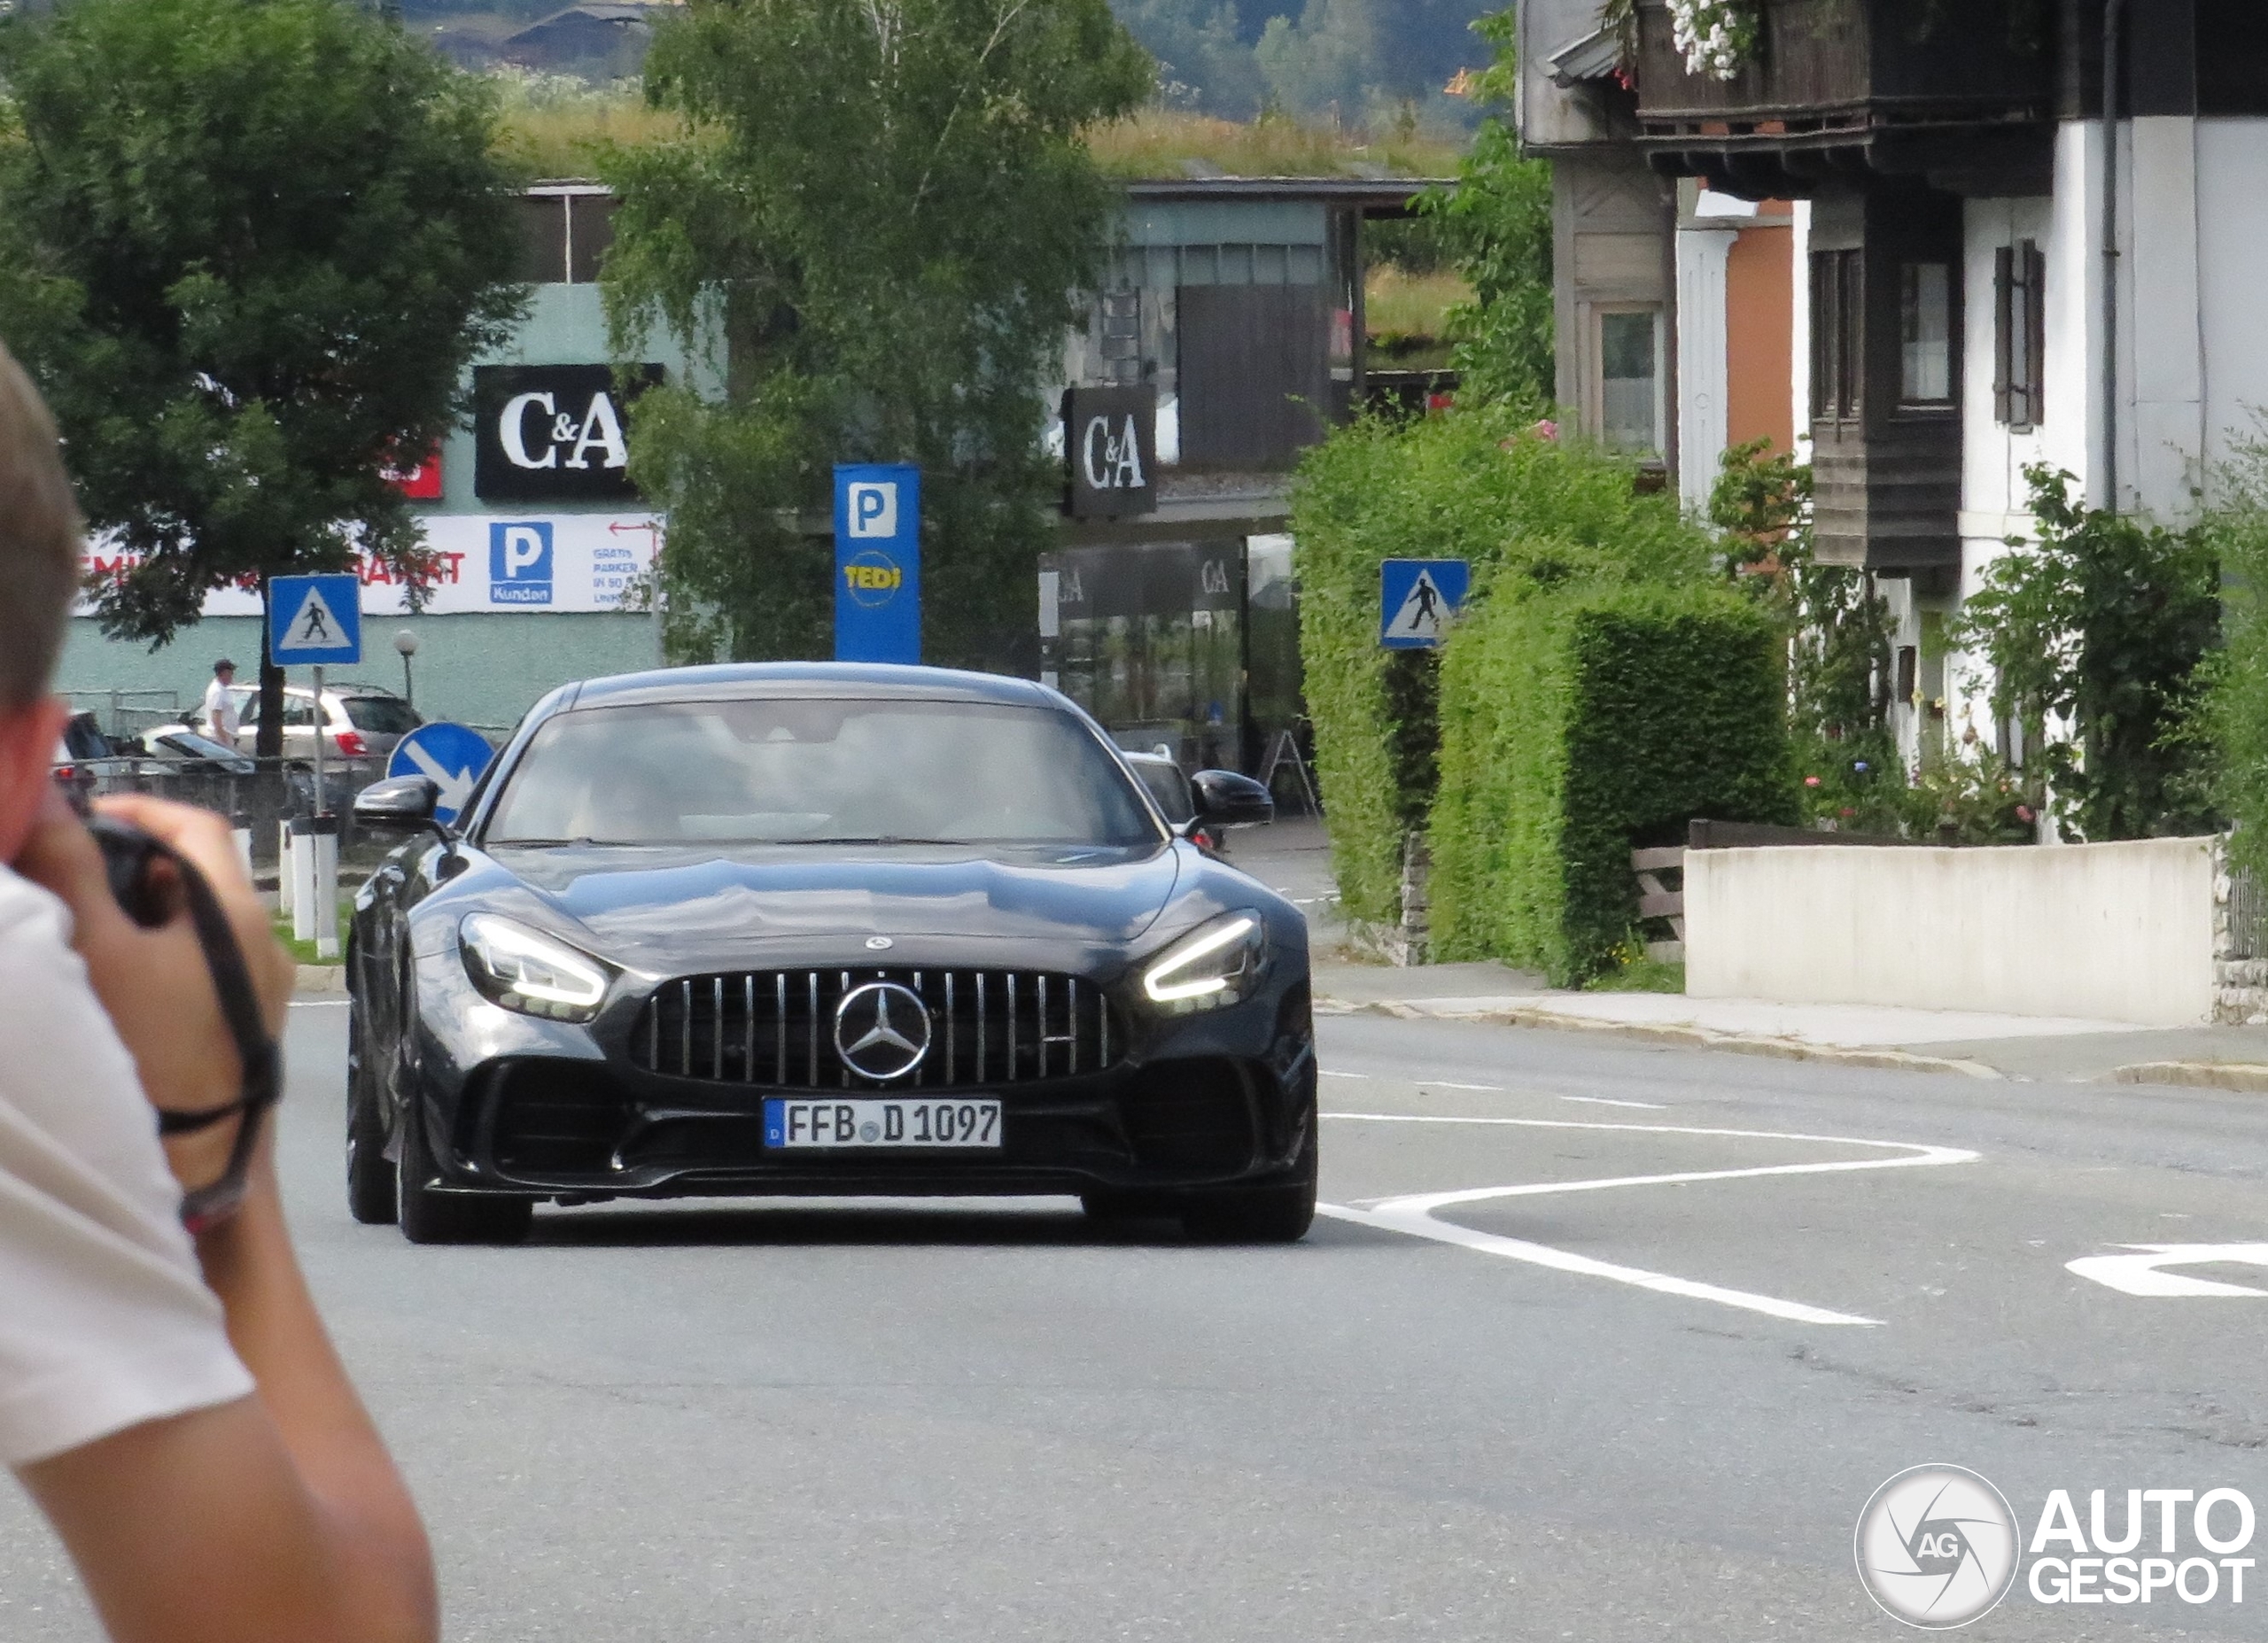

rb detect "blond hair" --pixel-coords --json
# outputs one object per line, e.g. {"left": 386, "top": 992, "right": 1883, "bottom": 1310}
{"left": 0, "top": 342, "right": 82, "bottom": 708}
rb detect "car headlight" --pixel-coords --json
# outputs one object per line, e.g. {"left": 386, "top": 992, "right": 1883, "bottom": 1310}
{"left": 460, "top": 913, "right": 612, "bottom": 1022}
{"left": 1141, "top": 911, "right": 1265, "bottom": 1012}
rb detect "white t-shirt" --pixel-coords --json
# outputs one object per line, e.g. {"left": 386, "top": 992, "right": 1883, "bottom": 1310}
{"left": 199, "top": 678, "right": 240, "bottom": 745}
{"left": 0, "top": 865, "right": 252, "bottom": 1469}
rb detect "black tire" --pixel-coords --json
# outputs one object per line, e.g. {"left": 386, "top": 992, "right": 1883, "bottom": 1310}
{"left": 345, "top": 995, "right": 398, "bottom": 1225}
{"left": 1180, "top": 1118, "right": 1318, "bottom": 1244}
{"left": 398, "top": 1091, "right": 532, "bottom": 1246}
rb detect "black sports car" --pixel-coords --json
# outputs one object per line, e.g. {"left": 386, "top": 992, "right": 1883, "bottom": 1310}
{"left": 346, "top": 663, "right": 1315, "bottom": 1245}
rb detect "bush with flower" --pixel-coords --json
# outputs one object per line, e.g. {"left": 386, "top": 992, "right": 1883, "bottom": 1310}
{"left": 1667, "top": 0, "right": 1759, "bottom": 80}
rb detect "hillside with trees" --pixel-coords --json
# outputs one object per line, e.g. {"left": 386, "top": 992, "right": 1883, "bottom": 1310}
{"left": 404, "top": 0, "right": 1496, "bottom": 125}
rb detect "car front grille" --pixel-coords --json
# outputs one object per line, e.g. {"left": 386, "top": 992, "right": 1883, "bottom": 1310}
{"left": 629, "top": 967, "right": 1122, "bottom": 1089}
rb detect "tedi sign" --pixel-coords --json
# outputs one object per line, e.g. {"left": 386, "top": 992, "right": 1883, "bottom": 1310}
{"left": 1062, "top": 385, "right": 1156, "bottom": 518}
{"left": 474, "top": 364, "right": 664, "bottom": 502}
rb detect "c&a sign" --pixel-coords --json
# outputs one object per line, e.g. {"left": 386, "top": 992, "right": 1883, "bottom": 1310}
{"left": 1061, "top": 385, "right": 1156, "bottom": 519}
{"left": 473, "top": 364, "right": 664, "bottom": 502}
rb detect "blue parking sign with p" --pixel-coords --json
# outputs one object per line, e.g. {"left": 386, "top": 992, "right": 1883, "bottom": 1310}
{"left": 489, "top": 520, "right": 554, "bottom": 605}
{"left": 834, "top": 463, "right": 920, "bottom": 664}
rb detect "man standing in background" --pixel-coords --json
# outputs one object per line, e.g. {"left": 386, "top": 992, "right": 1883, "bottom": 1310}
{"left": 199, "top": 660, "right": 239, "bottom": 748}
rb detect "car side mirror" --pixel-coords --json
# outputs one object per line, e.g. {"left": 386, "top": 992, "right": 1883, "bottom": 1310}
{"left": 1190, "top": 769, "right": 1273, "bottom": 829}
{"left": 353, "top": 774, "right": 441, "bottom": 832}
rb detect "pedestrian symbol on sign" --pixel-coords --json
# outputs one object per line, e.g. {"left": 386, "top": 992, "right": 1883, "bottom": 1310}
{"left": 1395, "top": 571, "right": 1445, "bottom": 637}
{"left": 1379, "top": 558, "right": 1470, "bottom": 650}
{"left": 284, "top": 584, "right": 343, "bottom": 648}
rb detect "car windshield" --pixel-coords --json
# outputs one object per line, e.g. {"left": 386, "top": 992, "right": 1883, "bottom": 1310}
{"left": 482, "top": 697, "right": 1164, "bottom": 849}
{"left": 344, "top": 696, "right": 420, "bottom": 734}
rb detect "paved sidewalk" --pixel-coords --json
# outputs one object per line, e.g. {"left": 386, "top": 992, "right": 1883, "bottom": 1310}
{"left": 1309, "top": 957, "right": 2268, "bottom": 1086}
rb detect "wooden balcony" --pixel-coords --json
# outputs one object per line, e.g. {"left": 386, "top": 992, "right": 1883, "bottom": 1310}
{"left": 1632, "top": 0, "right": 2057, "bottom": 195}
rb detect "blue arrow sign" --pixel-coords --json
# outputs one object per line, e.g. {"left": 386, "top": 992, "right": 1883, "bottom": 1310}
{"left": 1379, "top": 558, "right": 1469, "bottom": 649}
{"left": 385, "top": 722, "right": 494, "bottom": 826}
{"left": 268, "top": 573, "right": 363, "bottom": 665}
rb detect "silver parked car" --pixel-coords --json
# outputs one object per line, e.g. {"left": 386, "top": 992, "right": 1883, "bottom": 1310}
{"left": 226, "top": 682, "right": 422, "bottom": 763}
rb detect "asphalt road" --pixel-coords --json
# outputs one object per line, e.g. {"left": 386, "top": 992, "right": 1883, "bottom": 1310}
{"left": 4, "top": 1001, "right": 2266, "bottom": 1640}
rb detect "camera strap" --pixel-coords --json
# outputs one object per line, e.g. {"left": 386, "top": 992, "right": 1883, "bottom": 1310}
{"left": 145, "top": 848, "right": 283, "bottom": 1233}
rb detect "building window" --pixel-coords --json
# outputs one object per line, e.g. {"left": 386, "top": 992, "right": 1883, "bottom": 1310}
{"left": 1994, "top": 240, "right": 2047, "bottom": 429}
{"left": 1900, "top": 262, "right": 1954, "bottom": 404}
{"left": 1595, "top": 306, "right": 1662, "bottom": 454}
{"left": 1809, "top": 250, "right": 1861, "bottom": 423}
{"left": 1096, "top": 289, "right": 1142, "bottom": 385}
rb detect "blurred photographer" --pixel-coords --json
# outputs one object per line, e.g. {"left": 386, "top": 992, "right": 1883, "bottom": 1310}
{"left": 0, "top": 340, "right": 438, "bottom": 1643}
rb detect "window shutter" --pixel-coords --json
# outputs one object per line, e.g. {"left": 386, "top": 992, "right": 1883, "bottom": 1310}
{"left": 2023, "top": 242, "right": 2047, "bottom": 428}
{"left": 1992, "top": 246, "right": 2014, "bottom": 424}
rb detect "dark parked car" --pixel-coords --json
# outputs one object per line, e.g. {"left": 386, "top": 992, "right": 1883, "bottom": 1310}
{"left": 50, "top": 710, "right": 136, "bottom": 796}
{"left": 346, "top": 663, "right": 1308, "bottom": 1245}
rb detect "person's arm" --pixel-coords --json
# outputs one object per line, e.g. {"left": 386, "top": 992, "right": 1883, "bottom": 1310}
{"left": 14, "top": 794, "right": 438, "bottom": 1643}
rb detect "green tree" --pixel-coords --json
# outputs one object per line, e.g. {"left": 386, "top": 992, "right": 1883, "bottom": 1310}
{"left": 1950, "top": 467, "right": 2220, "bottom": 841}
{"left": 1254, "top": 0, "right": 1379, "bottom": 119}
{"left": 1419, "top": 10, "right": 1552, "bottom": 407}
{"left": 0, "top": 0, "right": 526, "bottom": 751}
{"left": 602, "top": 0, "right": 1152, "bottom": 668}
{"left": 1118, "top": 0, "right": 1264, "bottom": 115}
{"left": 1709, "top": 438, "right": 1901, "bottom": 829}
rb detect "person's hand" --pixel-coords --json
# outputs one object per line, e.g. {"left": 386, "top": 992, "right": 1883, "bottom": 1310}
{"left": 15, "top": 790, "right": 295, "bottom": 1197}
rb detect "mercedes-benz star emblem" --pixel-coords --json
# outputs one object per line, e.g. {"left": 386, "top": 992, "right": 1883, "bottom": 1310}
{"left": 865, "top": 936, "right": 893, "bottom": 950}
{"left": 833, "top": 980, "right": 931, "bottom": 1081}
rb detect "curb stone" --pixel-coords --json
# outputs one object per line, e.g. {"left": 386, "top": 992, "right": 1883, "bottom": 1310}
{"left": 2108, "top": 1060, "right": 2268, "bottom": 1093}
{"left": 1315, "top": 996, "right": 2004, "bottom": 1080}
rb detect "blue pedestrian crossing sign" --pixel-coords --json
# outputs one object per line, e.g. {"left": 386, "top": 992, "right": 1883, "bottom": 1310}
{"left": 385, "top": 722, "right": 494, "bottom": 826}
{"left": 268, "top": 573, "right": 362, "bottom": 665}
{"left": 1379, "top": 558, "right": 1469, "bottom": 649}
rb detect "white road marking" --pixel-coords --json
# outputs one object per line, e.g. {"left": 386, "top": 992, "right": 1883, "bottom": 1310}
{"left": 2066, "top": 1244, "right": 2268, "bottom": 1298}
{"left": 1319, "top": 1069, "right": 1371, "bottom": 1080}
{"left": 1319, "top": 1112, "right": 1979, "bottom": 1327}
{"left": 1420, "top": 1080, "right": 1502, "bottom": 1092}
{"left": 1558, "top": 1095, "right": 1666, "bottom": 1110}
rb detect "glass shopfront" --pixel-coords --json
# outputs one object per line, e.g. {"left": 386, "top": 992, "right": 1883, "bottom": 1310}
{"left": 1038, "top": 537, "right": 1303, "bottom": 779}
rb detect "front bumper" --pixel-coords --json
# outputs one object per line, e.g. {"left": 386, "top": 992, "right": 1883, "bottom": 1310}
{"left": 408, "top": 957, "right": 1315, "bottom": 1202}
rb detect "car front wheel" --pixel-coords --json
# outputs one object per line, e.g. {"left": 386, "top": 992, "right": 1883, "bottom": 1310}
{"left": 398, "top": 1089, "right": 532, "bottom": 1246}
{"left": 345, "top": 995, "right": 398, "bottom": 1226}
{"left": 1179, "top": 1117, "right": 1317, "bottom": 1244}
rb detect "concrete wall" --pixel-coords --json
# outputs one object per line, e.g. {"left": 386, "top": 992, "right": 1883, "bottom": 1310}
{"left": 1685, "top": 837, "right": 2218, "bottom": 1026}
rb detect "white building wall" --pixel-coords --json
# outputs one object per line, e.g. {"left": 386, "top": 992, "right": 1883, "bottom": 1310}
{"left": 1789, "top": 199, "right": 1812, "bottom": 467}
{"left": 2194, "top": 119, "right": 2268, "bottom": 492}
{"left": 1674, "top": 226, "right": 1733, "bottom": 509}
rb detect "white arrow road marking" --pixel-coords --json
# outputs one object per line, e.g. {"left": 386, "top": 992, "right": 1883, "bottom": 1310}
{"left": 1318, "top": 1112, "right": 1980, "bottom": 1328}
{"left": 401, "top": 741, "right": 476, "bottom": 815}
{"left": 2065, "top": 1244, "right": 2268, "bottom": 1298}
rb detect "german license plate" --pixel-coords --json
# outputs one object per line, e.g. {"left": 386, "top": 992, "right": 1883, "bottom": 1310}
{"left": 763, "top": 1097, "right": 1002, "bottom": 1150}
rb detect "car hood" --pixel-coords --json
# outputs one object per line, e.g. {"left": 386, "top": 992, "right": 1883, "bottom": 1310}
{"left": 485, "top": 841, "right": 1187, "bottom": 967}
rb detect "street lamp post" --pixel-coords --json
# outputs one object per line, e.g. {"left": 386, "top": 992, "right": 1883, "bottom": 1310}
{"left": 393, "top": 628, "right": 419, "bottom": 709}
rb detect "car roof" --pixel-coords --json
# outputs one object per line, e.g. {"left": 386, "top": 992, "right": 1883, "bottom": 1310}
{"left": 563, "top": 663, "right": 1060, "bottom": 711}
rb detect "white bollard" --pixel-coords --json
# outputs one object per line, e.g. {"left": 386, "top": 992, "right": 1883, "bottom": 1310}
{"left": 291, "top": 818, "right": 317, "bottom": 945}
{"left": 232, "top": 817, "right": 253, "bottom": 885}
{"left": 311, "top": 819, "right": 340, "bottom": 961}
{"left": 277, "top": 821, "right": 296, "bottom": 921}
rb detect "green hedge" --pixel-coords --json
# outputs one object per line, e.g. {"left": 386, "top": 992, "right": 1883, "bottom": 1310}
{"left": 1430, "top": 581, "right": 1794, "bottom": 985}
{"left": 1290, "top": 407, "right": 1713, "bottom": 923}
